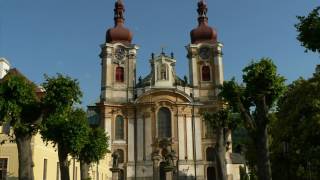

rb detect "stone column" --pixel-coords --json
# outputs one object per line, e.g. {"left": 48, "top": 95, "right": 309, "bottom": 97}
{"left": 127, "top": 117, "right": 135, "bottom": 162}
{"left": 165, "top": 171, "right": 173, "bottom": 180}
{"left": 194, "top": 115, "right": 203, "bottom": 160}
{"left": 178, "top": 115, "right": 186, "bottom": 160}
{"left": 110, "top": 167, "right": 121, "bottom": 180}
{"left": 145, "top": 115, "right": 152, "bottom": 160}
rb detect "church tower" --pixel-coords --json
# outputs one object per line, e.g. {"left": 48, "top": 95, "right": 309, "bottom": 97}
{"left": 186, "top": 0, "right": 224, "bottom": 102}
{"left": 100, "top": 0, "right": 139, "bottom": 103}
{"left": 98, "top": 1, "right": 138, "bottom": 179}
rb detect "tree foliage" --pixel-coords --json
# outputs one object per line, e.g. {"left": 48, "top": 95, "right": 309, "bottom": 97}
{"left": 41, "top": 108, "right": 90, "bottom": 156}
{"left": 220, "top": 59, "right": 286, "bottom": 131}
{"left": 79, "top": 127, "right": 109, "bottom": 164}
{"left": 296, "top": 6, "right": 320, "bottom": 53}
{"left": 204, "top": 108, "right": 241, "bottom": 131}
{"left": 42, "top": 74, "right": 82, "bottom": 112}
{"left": 0, "top": 73, "right": 42, "bottom": 180}
{"left": 79, "top": 127, "right": 109, "bottom": 180}
{"left": 271, "top": 73, "right": 320, "bottom": 179}
{"left": 41, "top": 74, "right": 89, "bottom": 180}
{"left": 219, "top": 58, "right": 286, "bottom": 180}
{"left": 0, "top": 74, "right": 41, "bottom": 135}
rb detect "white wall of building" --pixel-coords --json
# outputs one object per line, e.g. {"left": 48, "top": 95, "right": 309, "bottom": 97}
{"left": 0, "top": 58, "right": 10, "bottom": 79}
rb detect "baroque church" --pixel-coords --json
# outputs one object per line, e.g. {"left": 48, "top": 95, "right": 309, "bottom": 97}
{"left": 89, "top": 0, "right": 244, "bottom": 179}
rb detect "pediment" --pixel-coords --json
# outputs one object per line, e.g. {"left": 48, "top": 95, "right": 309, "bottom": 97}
{"left": 135, "top": 89, "right": 192, "bottom": 105}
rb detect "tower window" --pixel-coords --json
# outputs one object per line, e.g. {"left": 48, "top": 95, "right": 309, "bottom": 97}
{"left": 157, "top": 107, "right": 171, "bottom": 138}
{"left": 202, "top": 65, "right": 211, "bottom": 81}
{"left": 115, "top": 67, "right": 124, "bottom": 82}
{"left": 115, "top": 115, "right": 125, "bottom": 140}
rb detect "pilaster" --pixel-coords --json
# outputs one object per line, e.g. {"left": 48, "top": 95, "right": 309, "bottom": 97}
{"left": 127, "top": 117, "right": 135, "bottom": 162}
{"left": 194, "top": 115, "right": 203, "bottom": 160}
{"left": 214, "top": 43, "right": 224, "bottom": 96}
{"left": 186, "top": 116, "right": 194, "bottom": 160}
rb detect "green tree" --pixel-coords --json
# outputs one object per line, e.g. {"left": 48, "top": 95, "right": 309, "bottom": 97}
{"left": 0, "top": 71, "right": 42, "bottom": 180}
{"left": 203, "top": 109, "right": 240, "bottom": 180}
{"left": 219, "top": 58, "right": 286, "bottom": 180}
{"left": 41, "top": 74, "right": 89, "bottom": 180}
{"left": 295, "top": 6, "right": 320, "bottom": 53}
{"left": 79, "top": 127, "right": 109, "bottom": 180}
{"left": 271, "top": 72, "right": 320, "bottom": 180}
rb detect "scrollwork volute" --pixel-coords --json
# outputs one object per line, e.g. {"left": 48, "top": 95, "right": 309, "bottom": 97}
{"left": 129, "top": 53, "right": 137, "bottom": 59}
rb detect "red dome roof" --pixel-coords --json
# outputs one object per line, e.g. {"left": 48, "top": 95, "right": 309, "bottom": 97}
{"left": 190, "top": 1, "right": 217, "bottom": 44}
{"left": 106, "top": 0, "right": 132, "bottom": 44}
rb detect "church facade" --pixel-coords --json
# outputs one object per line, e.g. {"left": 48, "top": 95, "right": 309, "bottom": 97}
{"left": 90, "top": 1, "right": 243, "bottom": 179}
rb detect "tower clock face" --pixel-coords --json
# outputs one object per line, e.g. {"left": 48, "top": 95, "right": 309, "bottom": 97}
{"left": 199, "top": 47, "right": 210, "bottom": 60}
{"left": 115, "top": 47, "right": 126, "bottom": 60}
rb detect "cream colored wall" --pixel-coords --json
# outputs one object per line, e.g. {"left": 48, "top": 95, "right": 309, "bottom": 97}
{"left": 89, "top": 154, "right": 111, "bottom": 180}
{"left": 227, "top": 164, "right": 243, "bottom": 180}
{"left": 0, "top": 131, "right": 109, "bottom": 180}
{"left": 32, "top": 133, "right": 59, "bottom": 180}
{"left": 0, "top": 133, "right": 19, "bottom": 180}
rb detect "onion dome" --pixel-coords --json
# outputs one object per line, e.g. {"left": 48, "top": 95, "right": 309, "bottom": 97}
{"left": 106, "top": 0, "right": 133, "bottom": 44}
{"left": 190, "top": 0, "right": 217, "bottom": 44}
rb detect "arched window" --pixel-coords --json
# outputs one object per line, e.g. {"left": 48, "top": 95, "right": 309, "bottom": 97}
{"left": 157, "top": 107, "right": 171, "bottom": 138}
{"left": 115, "top": 115, "right": 124, "bottom": 140}
{"left": 115, "top": 66, "right": 124, "bottom": 82}
{"left": 115, "top": 149, "right": 124, "bottom": 163}
{"left": 206, "top": 147, "right": 215, "bottom": 161}
{"left": 202, "top": 66, "right": 211, "bottom": 81}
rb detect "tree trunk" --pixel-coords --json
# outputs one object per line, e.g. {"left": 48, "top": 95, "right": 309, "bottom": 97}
{"left": 16, "top": 134, "right": 34, "bottom": 180}
{"left": 58, "top": 144, "right": 70, "bottom": 180}
{"left": 255, "top": 126, "right": 272, "bottom": 180}
{"left": 215, "top": 127, "right": 227, "bottom": 180}
{"left": 80, "top": 160, "right": 90, "bottom": 180}
{"left": 254, "top": 98, "right": 272, "bottom": 180}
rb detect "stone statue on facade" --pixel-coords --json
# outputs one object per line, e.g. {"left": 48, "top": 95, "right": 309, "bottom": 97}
{"left": 112, "top": 151, "right": 120, "bottom": 168}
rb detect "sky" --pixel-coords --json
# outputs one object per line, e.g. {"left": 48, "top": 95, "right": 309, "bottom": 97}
{"left": 0, "top": 0, "right": 319, "bottom": 106}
